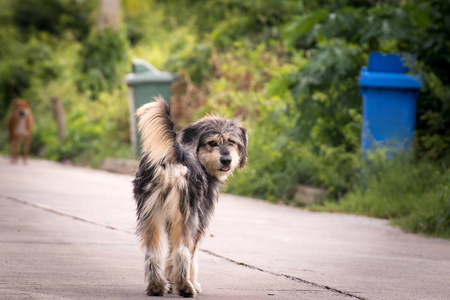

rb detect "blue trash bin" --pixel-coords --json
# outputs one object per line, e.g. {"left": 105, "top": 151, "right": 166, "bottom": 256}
{"left": 359, "top": 52, "right": 422, "bottom": 153}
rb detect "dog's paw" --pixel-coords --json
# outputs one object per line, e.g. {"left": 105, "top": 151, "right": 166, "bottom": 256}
{"left": 177, "top": 281, "right": 196, "bottom": 298}
{"left": 146, "top": 280, "right": 168, "bottom": 296}
{"left": 167, "top": 282, "right": 173, "bottom": 294}
{"left": 192, "top": 281, "right": 202, "bottom": 294}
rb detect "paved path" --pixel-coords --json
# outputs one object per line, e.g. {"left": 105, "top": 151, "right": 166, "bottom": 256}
{"left": 1, "top": 156, "right": 449, "bottom": 299}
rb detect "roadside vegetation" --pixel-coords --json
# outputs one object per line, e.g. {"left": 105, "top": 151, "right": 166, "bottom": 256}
{"left": 0, "top": 0, "right": 449, "bottom": 238}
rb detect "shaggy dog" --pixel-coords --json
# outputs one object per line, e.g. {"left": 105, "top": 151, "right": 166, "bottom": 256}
{"left": 8, "top": 99, "right": 34, "bottom": 164}
{"left": 132, "top": 97, "right": 247, "bottom": 297}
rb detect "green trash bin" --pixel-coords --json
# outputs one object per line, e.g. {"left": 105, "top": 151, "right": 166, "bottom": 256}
{"left": 124, "top": 59, "right": 177, "bottom": 156}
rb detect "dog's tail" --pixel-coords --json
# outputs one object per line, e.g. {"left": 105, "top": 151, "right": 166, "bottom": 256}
{"left": 136, "top": 97, "right": 177, "bottom": 164}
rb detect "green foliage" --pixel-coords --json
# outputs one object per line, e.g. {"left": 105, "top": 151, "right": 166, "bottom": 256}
{"left": 411, "top": 0, "right": 450, "bottom": 163}
{"left": 77, "top": 29, "right": 128, "bottom": 99}
{"left": 157, "top": 0, "right": 303, "bottom": 48}
{"left": 0, "top": 2, "right": 133, "bottom": 166}
{"left": 226, "top": 92, "right": 360, "bottom": 201}
{"left": 319, "top": 156, "right": 450, "bottom": 238}
{"left": 282, "top": 9, "right": 328, "bottom": 49}
{"left": 0, "top": 31, "right": 60, "bottom": 119}
{"left": 11, "top": 0, "right": 94, "bottom": 40}
{"left": 290, "top": 40, "right": 363, "bottom": 149}
{"left": 26, "top": 72, "right": 133, "bottom": 166}
{"left": 122, "top": 0, "right": 160, "bottom": 46}
{"left": 165, "top": 44, "right": 212, "bottom": 84}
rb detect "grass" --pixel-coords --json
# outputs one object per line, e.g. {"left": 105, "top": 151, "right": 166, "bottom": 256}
{"left": 314, "top": 155, "right": 450, "bottom": 238}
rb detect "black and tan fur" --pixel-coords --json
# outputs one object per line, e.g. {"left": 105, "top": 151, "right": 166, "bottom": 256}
{"left": 133, "top": 97, "right": 247, "bottom": 297}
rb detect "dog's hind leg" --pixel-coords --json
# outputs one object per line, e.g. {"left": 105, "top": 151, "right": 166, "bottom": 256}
{"left": 143, "top": 223, "right": 168, "bottom": 296}
{"left": 160, "top": 164, "right": 196, "bottom": 297}
{"left": 169, "top": 243, "right": 196, "bottom": 297}
{"left": 190, "top": 244, "right": 202, "bottom": 294}
{"left": 164, "top": 242, "right": 174, "bottom": 293}
{"left": 139, "top": 199, "right": 168, "bottom": 295}
{"left": 166, "top": 212, "right": 196, "bottom": 298}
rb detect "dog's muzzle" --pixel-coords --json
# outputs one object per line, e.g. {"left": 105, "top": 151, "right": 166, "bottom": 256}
{"left": 219, "top": 156, "right": 231, "bottom": 172}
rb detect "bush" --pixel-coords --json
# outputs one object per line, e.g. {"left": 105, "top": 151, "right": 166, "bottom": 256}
{"left": 157, "top": 0, "right": 302, "bottom": 48}
{"left": 11, "top": 0, "right": 94, "bottom": 40}
{"left": 164, "top": 43, "right": 212, "bottom": 84}
{"left": 77, "top": 29, "right": 128, "bottom": 99}
{"left": 0, "top": 33, "right": 60, "bottom": 119}
{"left": 319, "top": 155, "right": 450, "bottom": 238}
{"left": 28, "top": 79, "right": 133, "bottom": 166}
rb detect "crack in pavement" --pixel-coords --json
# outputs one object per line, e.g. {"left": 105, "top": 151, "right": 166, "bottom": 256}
{"left": 201, "top": 249, "right": 367, "bottom": 300}
{"left": 1, "top": 194, "right": 134, "bottom": 235}
{"left": 1, "top": 194, "right": 367, "bottom": 300}
{"left": 0, "top": 241, "right": 135, "bottom": 245}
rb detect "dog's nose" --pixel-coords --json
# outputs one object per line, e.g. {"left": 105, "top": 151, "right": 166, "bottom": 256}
{"left": 220, "top": 156, "right": 231, "bottom": 166}
{"left": 19, "top": 110, "right": 26, "bottom": 117}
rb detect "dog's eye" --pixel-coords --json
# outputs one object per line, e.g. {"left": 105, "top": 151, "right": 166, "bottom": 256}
{"left": 228, "top": 139, "right": 236, "bottom": 145}
{"left": 208, "top": 141, "right": 218, "bottom": 147}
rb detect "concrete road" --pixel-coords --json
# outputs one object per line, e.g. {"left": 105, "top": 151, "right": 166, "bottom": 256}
{"left": 1, "top": 156, "right": 449, "bottom": 300}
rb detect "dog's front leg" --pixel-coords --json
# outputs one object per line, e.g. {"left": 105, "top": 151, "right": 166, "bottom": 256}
{"left": 23, "top": 135, "right": 31, "bottom": 164}
{"left": 10, "top": 137, "right": 19, "bottom": 163}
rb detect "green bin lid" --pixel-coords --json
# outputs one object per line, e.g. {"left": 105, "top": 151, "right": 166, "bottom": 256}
{"left": 124, "top": 59, "right": 177, "bottom": 86}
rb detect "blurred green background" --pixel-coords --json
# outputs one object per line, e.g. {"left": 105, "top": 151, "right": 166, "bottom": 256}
{"left": 0, "top": 0, "right": 449, "bottom": 237}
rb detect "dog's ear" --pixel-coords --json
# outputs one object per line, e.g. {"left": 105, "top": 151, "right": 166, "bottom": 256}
{"left": 238, "top": 126, "right": 248, "bottom": 169}
{"left": 180, "top": 123, "right": 202, "bottom": 150}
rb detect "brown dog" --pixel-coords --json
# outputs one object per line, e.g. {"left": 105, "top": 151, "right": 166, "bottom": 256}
{"left": 8, "top": 99, "right": 34, "bottom": 164}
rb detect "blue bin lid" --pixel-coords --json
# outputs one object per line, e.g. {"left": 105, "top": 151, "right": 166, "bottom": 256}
{"left": 359, "top": 67, "right": 422, "bottom": 89}
{"left": 368, "top": 52, "right": 415, "bottom": 73}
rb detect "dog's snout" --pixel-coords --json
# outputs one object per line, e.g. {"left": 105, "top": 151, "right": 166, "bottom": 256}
{"left": 19, "top": 110, "right": 26, "bottom": 117}
{"left": 220, "top": 156, "right": 232, "bottom": 166}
